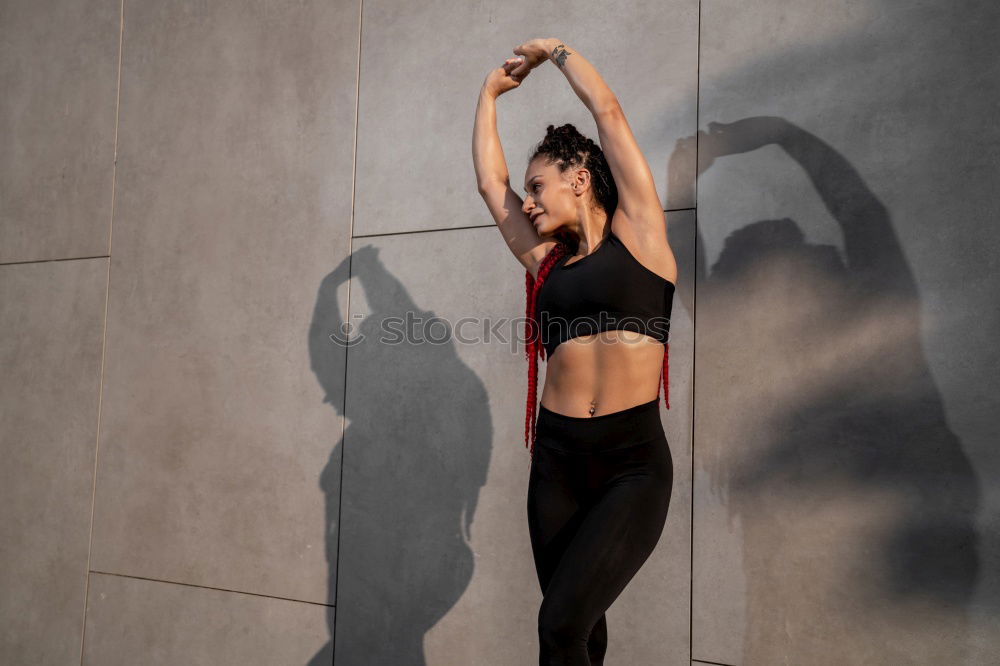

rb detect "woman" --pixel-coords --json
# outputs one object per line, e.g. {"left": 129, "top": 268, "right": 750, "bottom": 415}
{"left": 473, "top": 38, "right": 677, "bottom": 664}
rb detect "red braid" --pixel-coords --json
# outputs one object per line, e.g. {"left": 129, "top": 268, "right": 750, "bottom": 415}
{"left": 524, "top": 243, "right": 570, "bottom": 459}
{"left": 661, "top": 342, "right": 670, "bottom": 410}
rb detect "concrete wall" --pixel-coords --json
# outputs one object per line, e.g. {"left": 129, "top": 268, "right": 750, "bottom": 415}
{"left": 1, "top": 0, "right": 996, "bottom": 664}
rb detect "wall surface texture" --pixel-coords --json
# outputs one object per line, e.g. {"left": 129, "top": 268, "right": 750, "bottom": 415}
{"left": 1, "top": 0, "right": 997, "bottom": 664}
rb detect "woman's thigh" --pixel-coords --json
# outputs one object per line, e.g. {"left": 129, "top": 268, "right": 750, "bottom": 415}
{"left": 528, "top": 438, "right": 673, "bottom": 600}
{"left": 533, "top": 438, "right": 673, "bottom": 628}
{"left": 526, "top": 443, "right": 587, "bottom": 593}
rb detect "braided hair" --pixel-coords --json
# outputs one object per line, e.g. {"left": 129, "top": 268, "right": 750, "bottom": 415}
{"left": 521, "top": 124, "right": 670, "bottom": 459}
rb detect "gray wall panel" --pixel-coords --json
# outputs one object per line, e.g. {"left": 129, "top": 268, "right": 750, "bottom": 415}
{"left": 335, "top": 227, "right": 529, "bottom": 663}
{"left": 0, "top": 0, "right": 119, "bottom": 263}
{"left": 90, "top": 0, "right": 357, "bottom": 610}
{"left": 693, "top": 0, "right": 1000, "bottom": 663}
{"left": 354, "top": 0, "right": 699, "bottom": 237}
{"left": 82, "top": 573, "right": 329, "bottom": 665}
{"left": 0, "top": 258, "right": 107, "bottom": 664}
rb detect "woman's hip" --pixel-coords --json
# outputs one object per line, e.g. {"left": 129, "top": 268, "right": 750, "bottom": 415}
{"left": 535, "top": 396, "right": 666, "bottom": 453}
{"left": 532, "top": 396, "right": 672, "bottom": 490}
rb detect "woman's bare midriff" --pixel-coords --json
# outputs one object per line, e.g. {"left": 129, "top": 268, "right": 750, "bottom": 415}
{"left": 538, "top": 330, "right": 666, "bottom": 417}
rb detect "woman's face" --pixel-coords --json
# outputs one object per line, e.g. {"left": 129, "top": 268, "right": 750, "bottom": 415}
{"left": 522, "top": 158, "right": 579, "bottom": 237}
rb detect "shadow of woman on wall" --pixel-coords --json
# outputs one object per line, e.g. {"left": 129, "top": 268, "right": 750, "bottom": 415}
{"left": 668, "top": 116, "right": 980, "bottom": 661}
{"left": 305, "top": 244, "right": 492, "bottom": 665}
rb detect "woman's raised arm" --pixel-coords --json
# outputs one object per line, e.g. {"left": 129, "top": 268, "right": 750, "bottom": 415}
{"left": 516, "top": 39, "right": 664, "bottom": 231}
{"left": 473, "top": 84, "right": 511, "bottom": 188}
{"left": 473, "top": 62, "right": 555, "bottom": 276}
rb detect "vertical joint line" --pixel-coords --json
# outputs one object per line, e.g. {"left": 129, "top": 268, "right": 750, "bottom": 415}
{"left": 689, "top": 2, "right": 701, "bottom": 664}
{"left": 332, "top": 0, "right": 364, "bottom": 659}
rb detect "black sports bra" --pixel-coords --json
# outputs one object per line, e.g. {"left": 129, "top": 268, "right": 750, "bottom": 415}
{"left": 534, "top": 230, "right": 675, "bottom": 359}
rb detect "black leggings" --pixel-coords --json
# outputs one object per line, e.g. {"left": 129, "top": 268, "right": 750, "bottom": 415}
{"left": 527, "top": 396, "right": 673, "bottom": 665}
